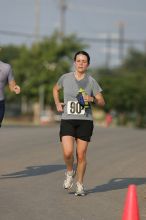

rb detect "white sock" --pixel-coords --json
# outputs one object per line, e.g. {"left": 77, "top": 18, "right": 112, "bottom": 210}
{"left": 67, "top": 170, "right": 74, "bottom": 176}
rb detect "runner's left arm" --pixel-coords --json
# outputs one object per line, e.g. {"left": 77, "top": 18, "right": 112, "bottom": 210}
{"left": 94, "top": 92, "right": 105, "bottom": 106}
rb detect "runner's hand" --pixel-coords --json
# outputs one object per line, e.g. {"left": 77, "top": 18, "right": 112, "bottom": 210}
{"left": 13, "top": 85, "right": 21, "bottom": 94}
{"left": 83, "top": 95, "right": 94, "bottom": 102}
{"left": 55, "top": 102, "right": 65, "bottom": 112}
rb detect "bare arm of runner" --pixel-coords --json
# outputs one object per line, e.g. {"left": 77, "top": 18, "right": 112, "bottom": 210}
{"left": 53, "top": 84, "right": 64, "bottom": 112}
{"left": 94, "top": 92, "right": 105, "bottom": 106}
{"left": 9, "top": 80, "right": 21, "bottom": 94}
{"left": 83, "top": 93, "right": 105, "bottom": 106}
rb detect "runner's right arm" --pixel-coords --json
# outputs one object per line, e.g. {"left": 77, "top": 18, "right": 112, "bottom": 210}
{"left": 9, "top": 80, "right": 21, "bottom": 94}
{"left": 53, "top": 84, "right": 64, "bottom": 112}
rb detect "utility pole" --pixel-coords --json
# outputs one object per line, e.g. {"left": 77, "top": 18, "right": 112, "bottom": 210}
{"left": 35, "top": 0, "right": 40, "bottom": 42}
{"left": 105, "top": 34, "right": 112, "bottom": 68}
{"left": 144, "top": 40, "right": 146, "bottom": 54}
{"left": 118, "top": 21, "right": 125, "bottom": 63}
{"left": 39, "top": 85, "right": 45, "bottom": 113}
{"left": 60, "top": 0, "right": 67, "bottom": 38}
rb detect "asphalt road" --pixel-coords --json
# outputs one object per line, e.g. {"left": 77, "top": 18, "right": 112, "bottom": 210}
{"left": 0, "top": 125, "right": 146, "bottom": 220}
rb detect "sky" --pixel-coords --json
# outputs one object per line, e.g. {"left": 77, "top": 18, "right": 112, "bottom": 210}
{"left": 0, "top": 0, "right": 146, "bottom": 67}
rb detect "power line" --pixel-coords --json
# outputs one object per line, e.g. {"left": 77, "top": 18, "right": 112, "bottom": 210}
{"left": 0, "top": 30, "right": 37, "bottom": 39}
{"left": 78, "top": 35, "right": 146, "bottom": 45}
{"left": 1, "top": 28, "right": 145, "bottom": 67}
{"left": 0, "top": 29, "right": 145, "bottom": 45}
{"left": 68, "top": 3, "right": 146, "bottom": 17}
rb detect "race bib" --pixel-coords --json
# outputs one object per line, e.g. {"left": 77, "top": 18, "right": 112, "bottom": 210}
{"left": 67, "top": 101, "right": 85, "bottom": 115}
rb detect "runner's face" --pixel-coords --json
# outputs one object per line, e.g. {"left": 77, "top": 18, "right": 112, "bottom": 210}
{"left": 74, "top": 54, "right": 89, "bottom": 73}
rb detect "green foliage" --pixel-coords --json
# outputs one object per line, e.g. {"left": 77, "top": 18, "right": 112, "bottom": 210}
{"left": 95, "top": 49, "right": 146, "bottom": 127}
{"left": 1, "top": 33, "right": 86, "bottom": 106}
{"left": 0, "top": 45, "right": 21, "bottom": 63}
{"left": 1, "top": 36, "right": 146, "bottom": 127}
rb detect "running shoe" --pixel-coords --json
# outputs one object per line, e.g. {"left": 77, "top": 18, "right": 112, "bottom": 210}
{"left": 75, "top": 182, "right": 85, "bottom": 196}
{"left": 63, "top": 171, "right": 74, "bottom": 190}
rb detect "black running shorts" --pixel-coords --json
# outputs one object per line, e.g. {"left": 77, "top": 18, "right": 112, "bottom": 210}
{"left": 60, "top": 119, "right": 94, "bottom": 142}
{"left": 0, "top": 100, "right": 5, "bottom": 127}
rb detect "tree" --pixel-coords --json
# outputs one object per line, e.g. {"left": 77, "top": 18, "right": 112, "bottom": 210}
{"left": 95, "top": 49, "right": 146, "bottom": 127}
{"left": 5, "top": 33, "right": 86, "bottom": 108}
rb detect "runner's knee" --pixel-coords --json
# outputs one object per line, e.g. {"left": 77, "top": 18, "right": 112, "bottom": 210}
{"left": 77, "top": 153, "right": 86, "bottom": 163}
{"left": 64, "top": 151, "right": 73, "bottom": 160}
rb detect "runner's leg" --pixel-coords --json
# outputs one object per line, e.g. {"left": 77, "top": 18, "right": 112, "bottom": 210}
{"left": 0, "top": 100, "right": 5, "bottom": 127}
{"left": 76, "top": 139, "right": 88, "bottom": 184}
{"left": 62, "top": 136, "right": 74, "bottom": 172}
{"left": 62, "top": 136, "right": 75, "bottom": 189}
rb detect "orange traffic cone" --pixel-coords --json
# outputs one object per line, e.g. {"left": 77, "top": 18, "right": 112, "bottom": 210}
{"left": 122, "top": 184, "right": 140, "bottom": 220}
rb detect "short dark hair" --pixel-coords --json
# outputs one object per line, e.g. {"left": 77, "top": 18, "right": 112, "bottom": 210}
{"left": 74, "top": 51, "right": 90, "bottom": 64}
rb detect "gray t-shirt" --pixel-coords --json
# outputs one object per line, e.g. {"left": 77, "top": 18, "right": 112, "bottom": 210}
{"left": 0, "top": 61, "right": 14, "bottom": 101}
{"left": 57, "top": 72, "right": 102, "bottom": 120}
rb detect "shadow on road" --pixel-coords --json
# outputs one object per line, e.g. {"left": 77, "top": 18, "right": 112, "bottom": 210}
{"left": 87, "top": 177, "right": 146, "bottom": 194}
{"left": 0, "top": 164, "right": 66, "bottom": 179}
{"left": 1, "top": 167, "right": 146, "bottom": 194}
